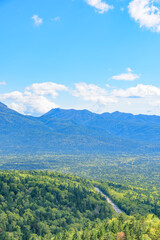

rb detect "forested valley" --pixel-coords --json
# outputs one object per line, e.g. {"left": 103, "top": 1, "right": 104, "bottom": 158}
{"left": 1, "top": 105, "right": 160, "bottom": 239}
{"left": 0, "top": 169, "right": 160, "bottom": 240}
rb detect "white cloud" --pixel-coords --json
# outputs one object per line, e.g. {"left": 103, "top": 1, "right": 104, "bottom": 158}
{"left": 9, "top": 95, "right": 57, "bottom": 115}
{"left": 72, "top": 82, "right": 117, "bottom": 104}
{"left": 0, "top": 81, "right": 6, "bottom": 86}
{"left": 72, "top": 83, "right": 160, "bottom": 105}
{"left": 71, "top": 83, "right": 160, "bottom": 115}
{"left": 129, "top": 0, "right": 160, "bottom": 32}
{"left": 112, "top": 68, "right": 140, "bottom": 81}
{"left": 150, "top": 100, "right": 160, "bottom": 107}
{"left": 26, "top": 82, "right": 68, "bottom": 98}
{"left": 86, "top": 0, "right": 113, "bottom": 14}
{"left": 0, "top": 82, "right": 68, "bottom": 115}
{"left": 112, "top": 84, "right": 160, "bottom": 97}
{"left": 2, "top": 81, "right": 160, "bottom": 116}
{"left": 32, "top": 15, "right": 43, "bottom": 26}
{"left": 71, "top": 82, "right": 160, "bottom": 115}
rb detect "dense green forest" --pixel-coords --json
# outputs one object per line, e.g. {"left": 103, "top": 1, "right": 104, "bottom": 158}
{"left": 0, "top": 171, "right": 116, "bottom": 239}
{"left": 95, "top": 181, "right": 160, "bottom": 217}
{"left": 0, "top": 154, "right": 160, "bottom": 239}
{"left": 0, "top": 170, "right": 160, "bottom": 239}
{"left": 1, "top": 154, "right": 160, "bottom": 188}
{"left": 0, "top": 154, "right": 159, "bottom": 194}
{"left": 0, "top": 154, "right": 160, "bottom": 215}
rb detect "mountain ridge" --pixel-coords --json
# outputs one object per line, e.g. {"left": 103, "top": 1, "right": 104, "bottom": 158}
{"left": 1, "top": 102, "right": 160, "bottom": 154}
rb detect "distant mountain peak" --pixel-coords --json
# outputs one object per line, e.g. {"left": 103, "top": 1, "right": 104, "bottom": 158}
{"left": 41, "top": 108, "right": 94, "bottom": 118}
{"left": 46, "top": 108, "right": 92, "bottom": 114}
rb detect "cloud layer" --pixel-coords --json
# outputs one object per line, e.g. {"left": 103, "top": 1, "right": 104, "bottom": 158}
{"left": 72, "top": 83, "right": 160, "bottom": 115}
{"left": 129, "top": 0, "right": 160, "bottom": 32}
{"left": 1, "top": 81, "right": 160, "bottom": 116}
{"left": 72, "top": 82, "right": 117, "bottom": 104}
{"left": 0, "top": 82, "right": 68, "bottom": 115}
{"left": 112, "top": 84, "right": 160, "bottom": 97}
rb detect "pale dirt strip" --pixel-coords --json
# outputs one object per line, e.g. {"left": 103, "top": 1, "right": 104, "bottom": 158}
{"left": 95, "top": 187, "right": 123, "bottom": 214}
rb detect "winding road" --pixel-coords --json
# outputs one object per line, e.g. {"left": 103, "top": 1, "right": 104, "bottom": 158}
{"left": 95, "top": 187, "right": 123, "bottom": 214}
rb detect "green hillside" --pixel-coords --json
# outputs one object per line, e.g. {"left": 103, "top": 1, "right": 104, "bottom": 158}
{"left": 0, "top": 171, "right": 115, "bottom": 239}
{"left": 0, "top": 171, "right": 160, "bottom": 240}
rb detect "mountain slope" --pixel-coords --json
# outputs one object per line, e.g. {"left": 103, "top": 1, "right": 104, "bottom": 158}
{"left": 40, "top": 108, "right": 160, "bottom": 142}
{"left": 1, "top": 103, "right": 160, "bottom": 154}
{"left": 0, "top": 171, "right": 115, "bottom": 239}
{"left": 0, "top": 103, "right": 137, "bottom": 154}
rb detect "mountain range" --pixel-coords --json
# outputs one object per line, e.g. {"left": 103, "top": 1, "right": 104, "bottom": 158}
{"left": 0, "top": 102, "right": 160, "bottom": 154}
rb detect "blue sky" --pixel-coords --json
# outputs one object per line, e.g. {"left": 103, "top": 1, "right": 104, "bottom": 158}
{"left": 0, "top": 0, "right": 160, "bottom": 115}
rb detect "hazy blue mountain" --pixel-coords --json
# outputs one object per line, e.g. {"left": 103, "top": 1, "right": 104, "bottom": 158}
{"left": 40, "top": 108, "right": 160, "bottom": 142}
{"left": 1, "top": 103, "right": 160, "bottom": 154}
{"left": 40, "top": 108, "right": 98, "bottom": 124}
